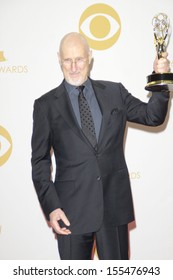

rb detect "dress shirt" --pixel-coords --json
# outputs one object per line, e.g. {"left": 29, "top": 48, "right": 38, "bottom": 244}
{"left": 64, "top": 78, "right": 102, "bottom": 141}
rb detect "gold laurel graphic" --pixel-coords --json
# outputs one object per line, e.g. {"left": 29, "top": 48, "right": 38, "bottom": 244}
{"left": 0, "top": 51, "right": 7, "bottom": 62}
{"left": 0, "top": 126, "right": 12, "bottom": 166}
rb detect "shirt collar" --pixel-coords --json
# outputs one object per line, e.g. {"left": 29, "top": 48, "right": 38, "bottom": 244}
{"left": 64, "top": 78, "right": 93, "bottom": 98}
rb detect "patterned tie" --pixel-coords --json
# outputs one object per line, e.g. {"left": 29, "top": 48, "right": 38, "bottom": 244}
{"left": 77, "top": 86, "right": 97, "bottom": 149}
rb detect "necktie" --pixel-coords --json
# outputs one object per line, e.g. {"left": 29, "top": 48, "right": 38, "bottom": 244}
{"left": 77, "top": 86, "right": 97, "bottom": 149}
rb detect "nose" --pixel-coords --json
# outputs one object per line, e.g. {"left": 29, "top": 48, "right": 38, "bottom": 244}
{"left": 71, "top": 61, "right": 78, "bottom": 71}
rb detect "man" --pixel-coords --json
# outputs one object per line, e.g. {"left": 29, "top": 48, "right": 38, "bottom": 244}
{"left": 31, "top": 32, "right": 170, "bottom": 260}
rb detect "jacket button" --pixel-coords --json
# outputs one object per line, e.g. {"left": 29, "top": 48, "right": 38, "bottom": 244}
{"left": 97, "top": 176, "right": 101, "bottom": 181}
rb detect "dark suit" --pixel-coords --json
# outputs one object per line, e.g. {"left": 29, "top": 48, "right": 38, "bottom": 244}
{"left": 31, "top": 79, "right": 169, "bottom": 239}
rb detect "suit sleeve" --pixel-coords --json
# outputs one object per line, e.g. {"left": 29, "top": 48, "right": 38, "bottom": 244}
{"left": 119, "top": 83, "right": 170, "bottom": 126}
{"left": 31, "top": 99, "right": 61, "bottom": 220}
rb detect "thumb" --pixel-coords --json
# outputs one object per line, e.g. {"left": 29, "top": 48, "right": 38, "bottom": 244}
{"left": 59, "top": 210, "right": 70, "bottom": 226}
{"left": 161, "top": 52, "right": 168, "bottom": 59}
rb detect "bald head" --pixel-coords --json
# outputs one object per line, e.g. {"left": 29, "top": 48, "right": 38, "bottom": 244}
{"left": 59, "top": 32, "right": 90, "bottom": 57}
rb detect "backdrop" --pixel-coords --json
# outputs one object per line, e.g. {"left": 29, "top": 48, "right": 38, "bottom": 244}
{"left": 0, "top": 0, "right": 173, "bottom": 260}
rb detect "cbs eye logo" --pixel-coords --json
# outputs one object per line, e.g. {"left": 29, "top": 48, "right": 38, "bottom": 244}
{"left": 79, "top": 3, "right": 121, "bottom": 50}
{"left": 0, "top": 126, "right": 12, "bottom": 166}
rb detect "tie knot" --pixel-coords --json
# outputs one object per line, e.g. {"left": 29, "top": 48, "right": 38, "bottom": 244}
{"left": 77, "top": 85, "right": 85, "bottom": 94}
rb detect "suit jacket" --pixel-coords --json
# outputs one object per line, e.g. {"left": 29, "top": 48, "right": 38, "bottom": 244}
{"left": 31, "top": 79, "right": 169, "bottom": 234}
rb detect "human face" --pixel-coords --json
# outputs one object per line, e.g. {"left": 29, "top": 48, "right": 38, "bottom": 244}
{"left": 59, "top": 36, "right": 92, "bottom": 86}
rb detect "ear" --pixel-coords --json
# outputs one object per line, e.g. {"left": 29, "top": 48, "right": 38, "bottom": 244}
{"left": 88, "top": 50, "right": 92, "bottom": 64}
{"left": 57, "top": 52, "right": 62, "bottom": 65}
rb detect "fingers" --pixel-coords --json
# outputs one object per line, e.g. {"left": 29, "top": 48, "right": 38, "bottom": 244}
{"left": 161, "top": 52, "right": 168, "bottom": 58}
{"left": 51, "top": 219, "right": 71, "bottom": 235}
{"left": 49, "top": 208, "right": 71, "bottom": 235}
{"left": 60, "top": 210, "right": 70, "bottom": 227}
{"left": 157, "top": 57, "right": 170, "bottom": 73}
{"left": 153, "top": 52, "right": 170, "bottom": 73}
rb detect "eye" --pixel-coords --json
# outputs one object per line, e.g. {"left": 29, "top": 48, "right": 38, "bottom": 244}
{"left": 79, "top": 3, "right": 121, "bottom": 50}
{"left": 0, "top": 126, "right": 12, "bottom": 166}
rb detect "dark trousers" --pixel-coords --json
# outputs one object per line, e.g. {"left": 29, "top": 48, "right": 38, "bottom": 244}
{"left": 58, "top": 224, "right": 128, "bottom": 260}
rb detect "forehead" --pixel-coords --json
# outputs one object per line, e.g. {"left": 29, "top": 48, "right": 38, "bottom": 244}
{"left": 60, "top": 37, "right": 88, "bottom": 58}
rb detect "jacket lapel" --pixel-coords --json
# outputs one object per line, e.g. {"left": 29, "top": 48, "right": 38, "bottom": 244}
{"left": 54, "top": 81, "right": 92, "bottom": 147}
{"left": 91, "top": 80, "right": 110, "bottom": 147}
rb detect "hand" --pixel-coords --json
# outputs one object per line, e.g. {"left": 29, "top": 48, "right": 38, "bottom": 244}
{"left": 49, "top": 208, "right": 71, "bottom": 235}
{"left": 153, "top": 52, "right": 170, "bottom": 73}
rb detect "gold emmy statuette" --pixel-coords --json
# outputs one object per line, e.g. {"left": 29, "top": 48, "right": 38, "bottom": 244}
{"left": 145, "top": 13, "right": 173, "bottom": 92}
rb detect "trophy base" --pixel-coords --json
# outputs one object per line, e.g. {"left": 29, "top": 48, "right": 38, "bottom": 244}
{"left": 145, "top": 72, "right": 173, "bottom": 92}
